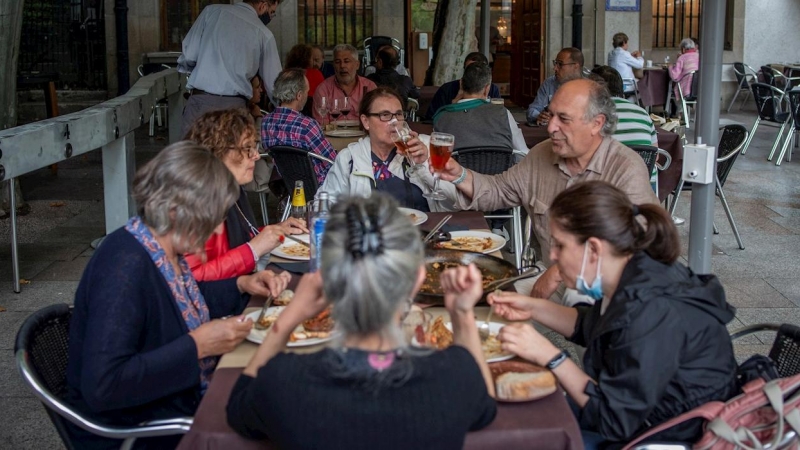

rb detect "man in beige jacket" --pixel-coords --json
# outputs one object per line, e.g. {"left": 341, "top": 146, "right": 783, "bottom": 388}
{"left": 438, "top": 79, "right": 659, "bottom": 304}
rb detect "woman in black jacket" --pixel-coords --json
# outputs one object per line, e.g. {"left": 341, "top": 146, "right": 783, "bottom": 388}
{"left": 491, "top": 181, "right": 737, "bottom": 448}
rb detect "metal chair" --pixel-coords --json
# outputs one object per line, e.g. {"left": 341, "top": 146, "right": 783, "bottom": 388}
{"left": 774, "top": 89, "right": 800, "bottom": 166}
{"left": 741, "top": 83, "right": 790, "bottom": 159}
{"left": 675, "top": 70, "right": 699, "bottom": 129}
{"left": 669, "top": 125, "right": 749, "bottom": 249}
{"left": 762, "top": 65, "right": 800, "bottom": 100}
{"left": 14, "top": 304, "right": 192, "bottom": 450}
{"left": 137, "top": 64, "right": 171, "bottom": 136}
{"left": 406, "top": 98, "right": 420, "bottom": 122}
{"left": 268, "top": 145, "right": 334, "bottom": 222}
{"left": 361, "top": 36, "right": 403, "bottom": 75}
{"left": 727, "top": 63, "right": 758, "bottom": 113}
{"left": 451, "top": 146, "right": 527, "bottom": 270}
{"left": 622, "top": 78, "right": 641, "bottom": 106}
{"left": 628, "top": 145, "right": 659, "bottom": 174}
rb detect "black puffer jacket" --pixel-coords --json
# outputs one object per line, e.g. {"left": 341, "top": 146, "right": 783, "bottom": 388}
{"left": 570, "top": 251, "right": 738, "bottom": 444}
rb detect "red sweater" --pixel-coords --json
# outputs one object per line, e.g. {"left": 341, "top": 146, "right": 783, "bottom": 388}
{"left": 185, "top": 222, "right": 257, "bottom": 282}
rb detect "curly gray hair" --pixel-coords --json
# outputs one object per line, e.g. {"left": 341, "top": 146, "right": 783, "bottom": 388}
{"left": 273, "top": 68, "right": 308, "bottom": 105}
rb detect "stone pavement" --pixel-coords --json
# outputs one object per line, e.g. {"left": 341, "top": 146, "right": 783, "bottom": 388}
{"left": 2, "top": 106, "right": 800, "bottom": 449}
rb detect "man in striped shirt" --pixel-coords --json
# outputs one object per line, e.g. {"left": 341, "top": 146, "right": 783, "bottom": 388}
{"left": 590, "top": 65, "right": 657, "bottom": 147}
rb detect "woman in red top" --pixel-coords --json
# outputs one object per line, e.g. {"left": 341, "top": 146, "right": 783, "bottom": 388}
{"left": 286, "top": 44, "right": 325, "bottom": 115}
{"left": 184, "top": 109, "right": 307, "bottom": 281}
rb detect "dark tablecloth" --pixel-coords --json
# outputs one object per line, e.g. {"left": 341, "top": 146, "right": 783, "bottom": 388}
{"left": 638, "top": 68, "right": 670, "bottom": 108}
{"left": 177, "top": 368, "right": 583, "bottom": 450}
{"left": 410, "top": 123, "right": 682, "bottom": 202}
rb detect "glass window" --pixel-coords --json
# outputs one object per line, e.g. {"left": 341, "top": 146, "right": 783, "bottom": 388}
{"left": 298, "top": 0, "right": 373, "bottom": 48}
{"left": 651, "top": 0, "right": 702, "bottom": 49}
{"left": 161, "top": 0, "right": 226, "bottom": 51}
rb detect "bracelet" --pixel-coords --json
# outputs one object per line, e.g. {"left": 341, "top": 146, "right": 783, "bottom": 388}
{"left": 451, "top": 167, "right": 468, "bottom": 185}
{"left": 545, "top": 350, "right": 570, "bottom": 370}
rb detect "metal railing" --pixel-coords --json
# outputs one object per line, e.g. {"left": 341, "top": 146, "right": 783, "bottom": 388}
{"left": 0, "top": 68, "right": 186, "bottom": 292}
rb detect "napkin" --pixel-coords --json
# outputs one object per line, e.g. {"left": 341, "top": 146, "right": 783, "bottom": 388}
{"left": 270, "top": 261, "right": 310, "bottom": 274}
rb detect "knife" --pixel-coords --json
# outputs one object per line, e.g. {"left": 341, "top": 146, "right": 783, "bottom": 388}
{"left": 283, "top": 234, "right": 310, "bottom": 248}
{"left": 423, "top": 214, "right": 453, "bottom": 243}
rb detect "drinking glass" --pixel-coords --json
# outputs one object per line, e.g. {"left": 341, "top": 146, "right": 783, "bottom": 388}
{"left": 329, "top": 98, "right": 342, "bottom": 130}
{"left": 339, "top": 97, "right": 351, "bottom": 121}
{"left": 390, "top": 120, "right": 423, "bottom": 176}
{"left": 424, "top": 132, "right": 454, "bottom": 201}
{"left": 316, "top": 96, "right": 329, "bottom": 129}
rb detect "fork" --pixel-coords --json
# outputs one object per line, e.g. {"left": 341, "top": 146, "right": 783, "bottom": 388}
{"left": 253, "top": 294, "right": 276, "bottom": 330}
{"left": 478, "top": 304, "right": 494, "bottom": 342}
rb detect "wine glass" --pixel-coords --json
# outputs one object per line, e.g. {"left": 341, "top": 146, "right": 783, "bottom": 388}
{"left": 316, "top": 96, "right": 329, "bottom": 129}
{"left": 424, "top": 132, "right": 454, "bottom": 201}
{"left": 339, "top": 97, "right": 351, "bottom": 124}
{"left": 390, "top": 120, "right": 423, "bottom": 176}
{"left": 329, "top": 98, "right": 341, "bottom": 131}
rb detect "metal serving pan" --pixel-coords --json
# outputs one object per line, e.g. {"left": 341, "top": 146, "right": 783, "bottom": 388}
{"left": 416, "top": 248, "right": 519, "bottom": 305}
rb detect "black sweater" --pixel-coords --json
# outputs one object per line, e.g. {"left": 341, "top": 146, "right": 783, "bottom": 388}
{"left": 227, "top": 346, "right": 496, "bottom": 450}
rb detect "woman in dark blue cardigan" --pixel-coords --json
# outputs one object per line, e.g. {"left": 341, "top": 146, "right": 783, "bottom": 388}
{"left": 64, "top": 142, "right": 290, "bottom": 449}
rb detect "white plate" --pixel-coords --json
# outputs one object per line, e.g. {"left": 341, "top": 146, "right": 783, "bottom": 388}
{"left": 325, "top": 129, "right": 365, "bottom": 138}
{"left": 446, "top": 322, "right": 514, "bottom": 363}
{"left": 245, "top": 308, "right": 335, "bottom": 347}
{"left": 272, "top": 234, "right": 310, "bottom": 261}
{"left": 335, "top": 119, "right": 360, "bottom": 128}
{"left": 398, "top": 207, "right": 428, "bottom": 226}
{"left": 434, "top": 230, "right": 507, "bottom": 254}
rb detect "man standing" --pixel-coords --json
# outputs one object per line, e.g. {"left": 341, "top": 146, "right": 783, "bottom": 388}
{"left": 439, "top": 79, "right": 658, "bottom": 303}
{"left": 262, "top": 68, "right": 337, "bottom": 186}
{"left": 433, "top": 63, "right": 526, "bottom": 155}
{"left": 312, "top": 44, "right": 377, "bottom": 124}
{"left": 178, "top": 0, "right": 282, "bottom": 136}
{"left": 424, "top": 52, "right": 501, "bottom": 121}
{"left": 526, "top": 47, "right": 584, "bottom": 126}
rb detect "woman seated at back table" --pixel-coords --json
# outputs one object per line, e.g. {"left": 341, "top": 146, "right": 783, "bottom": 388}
{"left": 320, "top": 87, "right": 457, "bottom": 212}
{"left": 668, "top": 37, "right": 700, "bottom": 110}
{"left": 491, "top": 181, "right": 737, "bottom": 448}
{"left": 227, "top": 194, "right": 496, "bottom": 449}
{"left": 184, "top": 109, "right": 307, "bottom": 281}
{"left": 65, "top": 142, "right": 290, "bottom": 449}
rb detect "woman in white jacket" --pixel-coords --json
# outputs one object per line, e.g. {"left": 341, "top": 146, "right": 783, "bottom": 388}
{"left": 320, "top": 87, "right": 457, "bottom": 212}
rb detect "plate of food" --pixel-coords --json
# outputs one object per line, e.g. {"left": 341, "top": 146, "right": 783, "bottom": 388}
{"left": 325, "top": 128, "right": 366, "bottom": 138}
{"left": 490, "top": 360, "right": 557, "bottom": 402}
{"left": 245, "top": 306, "right": 335, "bottom": 347}
{"left": 432, "top": 230, "right": 506, "bottom": 254}
{"left": 425, "top": 316, "right": 514, "bottom": 363}
{"left": 335, "top": 119, "right": 360, "bottom": 128}
{"left": 398, "top": 207, "right": 428, "bottom": 226}
{"left": 272, "top": 235, "right": 310, "bottom": 261}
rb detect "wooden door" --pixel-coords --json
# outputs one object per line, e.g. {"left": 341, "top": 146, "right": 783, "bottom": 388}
{"left": 511, "top": 0, "right": 545, "bottom": 108}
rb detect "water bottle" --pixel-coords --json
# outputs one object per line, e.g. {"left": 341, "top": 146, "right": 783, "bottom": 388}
{"left": 290, "top": 180, "right": 307, "bottom": 224}
{"left": 309, "top": 192, "right": 330, "bottom": 272}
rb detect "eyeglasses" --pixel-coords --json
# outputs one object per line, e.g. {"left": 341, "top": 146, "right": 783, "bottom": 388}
{"left": 366, "top": 111, "right": 407, "bottom": 122}
{"left": 552, "top": 60, "right": 579, "bottom": 68}
{"left": 230, "top": 144, "right": 259, "bottom": 158}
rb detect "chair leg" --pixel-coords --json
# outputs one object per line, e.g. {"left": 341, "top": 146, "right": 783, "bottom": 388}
{"left": 669, "top": 179, "right": 685, "bottom": 215}
{"left": 511, "top": 206, "right": 523, "bottom": 270}
{"left": 741, "top": 118, "right": 760, "bottom": 155}
{"left": 717, "top": 180, "right": 745, "bottom": 250}
{"left": 769, "top": 121, "right": 790, "bottom": 164}
{"left": 726, "top": 89, "right": 740, "bottom": 113}
{"left": 776, "top": 127, "right": 796, "bottom": 166}
{"left": 8, "top": 178, "right": 21, "bottom": 293}
{"left": 280, "top": 197, "right": 291, "bottom": 222}
{"left": 713, "top": 222, "right": 719, "bottom": 234}
{"left": 149, "top": 109, "right": 156, "bottom": 137}
{"left": 740, "top": 90, "right": 751, "bottom": 110}
{"left": 258, "top": 191, "right": 270, "bottom": 226}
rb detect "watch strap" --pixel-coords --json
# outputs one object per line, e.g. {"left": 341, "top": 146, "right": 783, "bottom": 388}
{"left": 545, "top": 350, "right": 570, "bottom": 370}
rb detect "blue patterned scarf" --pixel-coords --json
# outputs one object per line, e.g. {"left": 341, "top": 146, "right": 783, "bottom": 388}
{"left": 125, "top": 216, "right": 216, "bottom": 393}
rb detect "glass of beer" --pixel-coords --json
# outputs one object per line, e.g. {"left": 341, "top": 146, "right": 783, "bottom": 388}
{"left": 424, "top": 132, "right": 454, "bottom": 201}
{"left": 390, "top": 120, "right": 423, "bottom": 176}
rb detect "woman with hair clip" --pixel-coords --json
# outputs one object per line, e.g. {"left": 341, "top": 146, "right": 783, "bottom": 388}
{"left": 227, "top": 193, "right": 496, "bottom": 449}
{"left": 490, "top": 181, "right": 737, "bottom": 448}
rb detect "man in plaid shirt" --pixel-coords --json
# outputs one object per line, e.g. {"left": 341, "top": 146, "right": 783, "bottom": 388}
{"left": 262, "top": 68, "right": 337, "bottom": 185}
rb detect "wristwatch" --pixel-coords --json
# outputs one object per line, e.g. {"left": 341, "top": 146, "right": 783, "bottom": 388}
{"left": 545, "top": 350, "right": 570, "bottom": 370}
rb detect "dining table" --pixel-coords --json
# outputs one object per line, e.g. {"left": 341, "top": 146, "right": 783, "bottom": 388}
{"left": 176, "top": 211, "right": 584, "bottom": 450}
{"left": 637, "top": 66, "right": 672, "bottom": 113}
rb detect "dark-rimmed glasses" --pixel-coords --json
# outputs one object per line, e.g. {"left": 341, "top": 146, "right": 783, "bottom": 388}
{"left": 366, "top": 111, "right": 407, "bottom": 122}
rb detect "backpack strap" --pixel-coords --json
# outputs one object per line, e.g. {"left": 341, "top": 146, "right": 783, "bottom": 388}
{"left": 621, "top": 402, "right": 725, "bottom": 450}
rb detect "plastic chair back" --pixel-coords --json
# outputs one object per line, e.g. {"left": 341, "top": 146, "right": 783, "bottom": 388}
{"left": 716, "top": 124, "right": 748, "bottom": 187}
{"left": 451, "top": 146, "right": 515, "bottom": 175}
{"left": 733, "top": 63, "right": 749, "bottom": 88}
{"left": 788, "top": 90, "right": 800, "bottom": 132}
{"left": 751, "top": 83, "right": 787, "bottom": 123}
{"left": 770, "top": 324, "right": 800, "bottom": 378}
{"left": 269, "top": 145, "right": 323, "bottom": 199}
{"left": 628, "top": 145, "right": 659, "bottom": 174}
{"left": 362, "top": 36, "right": 403, "bottom": 73}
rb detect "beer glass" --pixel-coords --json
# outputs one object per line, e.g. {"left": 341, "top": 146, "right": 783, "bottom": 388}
{"left": 424, "top": 132, "right": 454, "bottom": 201}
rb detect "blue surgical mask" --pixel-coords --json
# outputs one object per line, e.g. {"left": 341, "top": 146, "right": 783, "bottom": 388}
{"left": 575, "top": 242, "right": 603, "bottom": 300}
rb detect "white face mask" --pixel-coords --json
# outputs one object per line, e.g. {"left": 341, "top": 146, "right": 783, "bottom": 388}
{"left": 575, "top": 242, "right": 603, "bottom": 300}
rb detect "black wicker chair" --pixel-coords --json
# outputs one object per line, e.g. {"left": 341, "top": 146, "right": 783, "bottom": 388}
{"left": 14, "top": 304, "right": 192, "bottom": 450}
{"left": 727, "top": 63, "right": 758, "bottom": 113}
{"left": 669, "top": 125, "right": 749, "bottom": 249}
{"left": 731, "top": 323, "right": 800, "bottom": 378}
{"left": 773, "top": 89, "right": 800, "bottom": 166}
{"left": 268, "top": 145, "right": 334, "bottom": 221}
{"left": 628, "top": 145, "right": 659, "bottom": 175}
{"left": 451, "top": 146, "right": 527, "bottom": 269}
{"left": 742, "top": 83, "right": 791, "bottom": 159}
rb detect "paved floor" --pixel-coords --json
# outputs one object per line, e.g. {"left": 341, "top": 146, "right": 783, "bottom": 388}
{"left": 1, "top": 106, "right": 799, "bottom": 449}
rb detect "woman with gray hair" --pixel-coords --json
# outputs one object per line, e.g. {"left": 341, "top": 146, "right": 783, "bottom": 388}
{"left": 228, "top": 193, "right": 496, "bottom": 449}
{"left": 64, "top": 141, "right": 290, "bottom": 449}
{"left": 668, "top": 37, "right": 699, "bottom": 111}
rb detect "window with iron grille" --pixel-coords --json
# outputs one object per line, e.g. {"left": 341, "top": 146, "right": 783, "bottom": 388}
{"left": 652, "top": 0, "right": 702, "bottom": 49}
{"left": 161, "top": 0, "right": 227, "bottom": 51}
{"left": 298, "top": 0, "right": 373, "bottom": 48}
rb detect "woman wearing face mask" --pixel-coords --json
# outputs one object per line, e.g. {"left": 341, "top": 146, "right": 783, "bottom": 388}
{"left": 489, "top": 181, "right": 737, "bottom": 449}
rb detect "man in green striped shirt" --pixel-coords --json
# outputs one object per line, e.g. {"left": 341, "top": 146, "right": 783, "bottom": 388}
{"left": 590, "top": 66, "right": 657, "bottom": 147}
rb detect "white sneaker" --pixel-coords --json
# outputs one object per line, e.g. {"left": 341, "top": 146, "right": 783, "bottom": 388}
{"left": 673, "top": 216, "right": 686, "bottom": 225}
